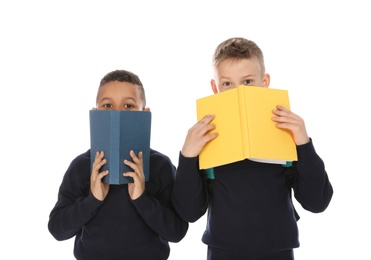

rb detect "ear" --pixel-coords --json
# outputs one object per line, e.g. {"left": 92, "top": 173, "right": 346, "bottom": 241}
{"left": 211, "top": 79, "right": 218, "bottom": 94}
{"left": 144, "top": 107, "right": 151, "bottom": 112}
{"left": 92, "top": 107, "right": 97, "bottom": 110}
{"left": 262, "top": 73, "right": 270, "bottom": 88}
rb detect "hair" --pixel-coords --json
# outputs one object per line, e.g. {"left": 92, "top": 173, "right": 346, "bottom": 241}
{"left": 212, "top": 37, "right": 266, "bottom": 75}
{"left": 98, "top": 69, "right": 146, "bottom": 107}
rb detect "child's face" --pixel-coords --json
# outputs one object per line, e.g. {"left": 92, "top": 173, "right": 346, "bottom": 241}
{"left": 96, "top": 81, "right": 146, "bottom": 111}
{"left": 211, "top": 58, "right": 270, "bottom": 93}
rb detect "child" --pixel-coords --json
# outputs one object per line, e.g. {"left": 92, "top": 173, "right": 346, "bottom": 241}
{"left": 172, "top": 37, "right": 333, "bottom": 260}
{"left": 48, "top": 69, "right": 188, "bottom": 260}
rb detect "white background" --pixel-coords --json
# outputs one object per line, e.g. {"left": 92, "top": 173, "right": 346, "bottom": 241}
{"left": 1, "top": 1, "right": 370, "bottom": 259}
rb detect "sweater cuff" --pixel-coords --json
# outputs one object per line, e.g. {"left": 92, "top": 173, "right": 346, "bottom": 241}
{"left": 178, "top": 151, "right": 199, "bottom": 169}
{"left": 296, "top": 138, "right": 319, "bottom": 162}
{"left": 131, "top": 191, "right": 150, "bottom": 212}
{"left": 85, "top": 191, "right": 104, "bottom": 212}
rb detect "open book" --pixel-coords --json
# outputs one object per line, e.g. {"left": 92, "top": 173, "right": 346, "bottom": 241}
{"left": 196, "top": 85, "right": 297, "bottom": 169}
{"left": 89, "top": 110, "right": 151, "bottom": 184}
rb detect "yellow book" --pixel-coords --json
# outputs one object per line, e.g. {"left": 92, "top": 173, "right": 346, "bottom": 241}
{"left": 196, "top": 85, "right": 298, "bottom": 169}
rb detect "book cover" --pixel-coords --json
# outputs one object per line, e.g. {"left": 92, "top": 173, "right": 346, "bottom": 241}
{"left": 196, "top": 85, "right": 298, "bottom": 169}
{"left": 89, "top": 110, "right": 151, "bottom": 184}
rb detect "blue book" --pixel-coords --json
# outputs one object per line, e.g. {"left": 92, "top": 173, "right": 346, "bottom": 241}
{"left": 89, "top": 110, "right": 151, "bottom": 185}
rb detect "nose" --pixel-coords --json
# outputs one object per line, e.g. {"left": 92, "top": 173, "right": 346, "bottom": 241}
{"left": 112, "top": 107, "right": 124, "bottom": 111}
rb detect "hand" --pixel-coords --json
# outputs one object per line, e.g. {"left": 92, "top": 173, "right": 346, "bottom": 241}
{"left": 91, "top": 151, "right": 110, "bottom": 201}
{"left": 272, "top": 105, "right": 310, "bottom": 145}
{"left": 123, "top": 150, "right": 145, "bottom": 200}
{"left": 181, "top": 114, "right": 219, "bottom": 157}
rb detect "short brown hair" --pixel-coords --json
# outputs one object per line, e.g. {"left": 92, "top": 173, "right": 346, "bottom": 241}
{"left": 212, "top": 37, "right": 266, "bottom": 75}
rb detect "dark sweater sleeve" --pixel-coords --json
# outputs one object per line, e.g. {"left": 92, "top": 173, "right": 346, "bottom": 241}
{"left": 171, "top": 152, "right": 208, "bottom": 223}
{"left": 293, "top": 139, "right": 333, "bottom": 213}
{"left": 131, "top": 152, "right": 189, "bottom": 243}
{"left": 48, "top": 152, "right": 103, "bottom": 241}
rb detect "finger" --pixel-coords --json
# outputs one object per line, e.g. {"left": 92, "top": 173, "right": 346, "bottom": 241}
{"left": 273, "top": 107, "right": 303, "bottom": 121}
{"left": 92, "top": 151, "right": 105, "bottom": 175}
{"left": 203, "top": 132, "right": 219, "bottom": 144}
{"left": 128, "top": 150, "right": 141, "bottom": 164}
{"left": 93, "top": 158, "right": 107, "bottom": 174}
{"left": 203, "top": 124, "right": 217, "bottom": 135}
{"left": 128, "top": 150, "right": 144, "bottom": 172}
{"left": 123, "top": 159, "right": 144, "bottom": 180}
{"left": 199, "top": 114, "right": 216, "bottom": 125}
{"left": 93, "top": 151, "right": 105, "bottom": 166}
{"left": 124, "top": 159, "right": 139, "bottom": 173}
{"left": 190, "top": 121, "right": 217, "bottom": 140}
{"left": 123, "top": 170, "right": 144, "bottom": 183}
{"left": 275, "top": 105, "right": 290, "bottom": 111}
{"left": 272, "top": 108, "right": 289, "bottom": 117}
{"left": 91, "top": 168, "right": 109, "bottom": 180}
{"left": 123, "top": 171, "right": 136, "bottom": 179}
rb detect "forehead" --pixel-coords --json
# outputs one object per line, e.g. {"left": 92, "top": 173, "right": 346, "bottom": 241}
{"left": 97, "top": 81, "right": 141, "bottom": 101}
{"left": 216, "top": 58, "right": 262, "bottom": 76}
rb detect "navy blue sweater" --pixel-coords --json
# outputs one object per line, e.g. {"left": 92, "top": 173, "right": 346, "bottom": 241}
{"left": 172, "top": 139, "right": 333, "bottom": 258}
{"left": 48, "top": 149, "right": 188, "bottom": 260}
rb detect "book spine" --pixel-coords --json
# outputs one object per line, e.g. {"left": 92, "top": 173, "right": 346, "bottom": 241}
{"left": 110, "top": 111, "right": 120, "bottom": 184}
{"left": 238, "top": 86, "right": 250, "bottom": 158}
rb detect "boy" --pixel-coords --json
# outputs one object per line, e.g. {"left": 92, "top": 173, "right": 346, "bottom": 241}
{"left": 172, "top": 38, "right": 333, "bottom": 259}
{"left": 48, "top": 70, "right": 188, "bottom": 260}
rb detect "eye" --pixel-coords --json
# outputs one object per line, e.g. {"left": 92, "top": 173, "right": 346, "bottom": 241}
{"left": 242, "top": 79, "right": 253, "bottom": 86}
{"left": 222, "top": 82, "right": 233, "bottom": 88}
{"left": 102, "top": 104, "right": 113, "bottom": 108}
{"left": 124, "top": 104, "right": 137, "bottom": 110}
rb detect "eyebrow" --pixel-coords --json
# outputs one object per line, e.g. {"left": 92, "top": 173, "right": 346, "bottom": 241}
{"left": 218, "top": 76, "right": 232, "bottom": 81}
{"left": 123, "top": 97, "right": 138, "bottom": 103}
{"left": 219, "top": 74, "right": 256, "bottom": 81}
{"left": 99, "top": 97, "right": 112, "bottom": 101}
{"left": 99, "top": 97, "right": 137, "bottom": 102}
{"left": 240, "top": 74, "right": 257, "bottom": 78}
